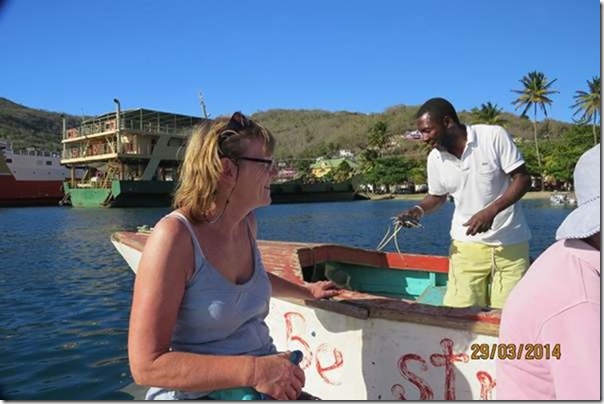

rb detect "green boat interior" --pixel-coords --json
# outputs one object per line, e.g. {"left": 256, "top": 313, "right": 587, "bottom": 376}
{"left": 302, "top": 261, "right": 448, "bottom": 306}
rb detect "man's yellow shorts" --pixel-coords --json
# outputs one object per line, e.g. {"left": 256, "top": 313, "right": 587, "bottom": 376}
{"left": 443, "top": 240, "right": 529, "bottom": 309}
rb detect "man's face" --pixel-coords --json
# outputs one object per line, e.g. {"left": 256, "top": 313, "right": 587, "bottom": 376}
{"left": 416, "top": 112, "right": 447, "bottom": 151}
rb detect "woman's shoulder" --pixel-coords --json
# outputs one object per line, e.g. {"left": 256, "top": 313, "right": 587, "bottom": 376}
{"left": 150, "top": 210, "right": 195, "bottom": 245}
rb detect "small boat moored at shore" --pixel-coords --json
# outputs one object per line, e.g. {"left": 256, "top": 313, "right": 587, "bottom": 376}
{"left": 111, "top": 230, "right": 500, "bottom": 400}
{"left": 270, "top": 178, "right": 367, "bottom": 203}
{"left": 549, "top": 192, "right": 577, "bottom": 207}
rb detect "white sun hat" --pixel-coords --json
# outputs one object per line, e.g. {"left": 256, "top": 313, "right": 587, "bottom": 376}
{"left": 556, "top": 143, "right": 601, "bottom": 240}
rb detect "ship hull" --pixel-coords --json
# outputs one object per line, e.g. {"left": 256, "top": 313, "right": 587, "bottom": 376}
{"left": 270, "top": 180, "right": 366, "bottom": 204}
{"left": 64, "top": 180, "right": 176, "bottom": 207}
{"left": 63, "top": 180, "right": 367, "bottom": 207}
{"left": 0, "top": 174, "right": 63, "bottom": 206}
{"left": 270, "top": 190, "right": 358, "bottom": 204}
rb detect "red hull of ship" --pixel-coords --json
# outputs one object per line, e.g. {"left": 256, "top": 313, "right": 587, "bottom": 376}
{"left": 0, "top": 175, "right": 64, "bottom": 206}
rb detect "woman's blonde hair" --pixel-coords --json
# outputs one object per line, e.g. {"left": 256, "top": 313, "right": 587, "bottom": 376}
{"left": 173, "top": 112, "right": 276, "bottom": 222}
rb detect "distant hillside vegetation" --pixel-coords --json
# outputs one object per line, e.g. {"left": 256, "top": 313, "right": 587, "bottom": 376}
{"left": 1, "top": 97, "right": 572, "bottom": 158}
{"left": 251, "top": 105, "right": 572, "bottom": 159}
{"left": 0, "top": 97, "right": 84, "bottom": 152}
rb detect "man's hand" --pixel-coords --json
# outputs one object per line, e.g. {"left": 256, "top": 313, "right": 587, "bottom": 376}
{"left": 462, "top": 206, "right": 498, "bottom": 235}
{"left": 396, "top": 205, "right": 424, "bottom": 228}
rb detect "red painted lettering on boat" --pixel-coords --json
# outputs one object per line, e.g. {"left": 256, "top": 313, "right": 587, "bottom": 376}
{"left": 392, "top": 354, "right": 434, "bottom": 400}
{"left": 283, "top": 312, "right": 313, "bottom": 368}
{"left": 390, "top": 384, "right": 406, "bottom": 400}
{"left": 429, "top": 338, "right": 469, "bottom": 400}
{"left": 476, "top": 371, "right": 496, "bottom": 400}
{"left": 315, "top": 343, "right": 344, "bottom": 385}
{"left": 283, "top": 312, "right": 344, "bottom": 383}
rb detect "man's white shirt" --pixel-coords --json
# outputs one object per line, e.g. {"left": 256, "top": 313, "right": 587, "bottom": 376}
{"left": 427, "top": 124, "right": 531, "bottom": 245}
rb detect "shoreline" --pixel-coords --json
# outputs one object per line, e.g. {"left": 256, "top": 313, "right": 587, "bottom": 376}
{"left": 363, "top": 191, "right": 569, "bottom": 201}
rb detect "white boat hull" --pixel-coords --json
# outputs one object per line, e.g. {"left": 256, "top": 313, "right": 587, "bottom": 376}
{"left": 267, "top": 299, "right": 497, "bottom": 400}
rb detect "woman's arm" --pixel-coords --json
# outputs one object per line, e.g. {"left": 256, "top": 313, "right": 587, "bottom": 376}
{"left": 268, "top": 272, "right": 340, "bottom": 299}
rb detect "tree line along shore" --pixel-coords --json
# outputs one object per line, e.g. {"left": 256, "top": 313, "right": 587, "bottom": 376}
{"left": 364, "top": 191, "right": 570, "bottom": 202}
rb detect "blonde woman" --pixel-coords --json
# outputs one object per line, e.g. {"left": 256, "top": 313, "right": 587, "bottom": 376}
{"left": 128, "top": 112, "right": 339, "bottom": 400}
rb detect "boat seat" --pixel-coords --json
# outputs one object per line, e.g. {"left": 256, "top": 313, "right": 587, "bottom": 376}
{"left": 415, "top": 285, "right": 447, "bottom": 306}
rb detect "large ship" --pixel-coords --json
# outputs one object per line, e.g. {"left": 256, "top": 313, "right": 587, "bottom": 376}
{"left": 59, "top": 101, "right": 364, "bottom": 207}
{"left": 60, "top": 100, "right": 205, "bottom": 207}
{"left": 0, "top": 139, "right": 82, "bottom": 206}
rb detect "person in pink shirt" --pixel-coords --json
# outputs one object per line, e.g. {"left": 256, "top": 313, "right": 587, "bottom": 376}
{"left": 497, "top": 143, "right": 600, "bottom": 400}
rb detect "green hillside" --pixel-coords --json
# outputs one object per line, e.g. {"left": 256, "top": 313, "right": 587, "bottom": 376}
{"left": 0, "top": 97, "right": 85, "bottom": 152}
{"left": 0, "top": 97, "right": 573, "bottom": 160}
{"left": 251, "top": 105, "right": 573, "bottom": 159}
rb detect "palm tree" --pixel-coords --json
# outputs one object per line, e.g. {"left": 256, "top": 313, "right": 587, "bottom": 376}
{"left": 571, "top": 76, "right": 600, "bottom": 145}
{"left": 471, "top": 102, "right": 507, "bottom": 126}
{"left": 512, "top": 71, "right": 558, "bottom": 190}
{"left": 368, "top": 120, "right": 390, "bottom": 155}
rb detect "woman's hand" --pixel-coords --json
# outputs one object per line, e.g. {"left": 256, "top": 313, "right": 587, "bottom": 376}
{"left": 268, "top": 273, "right": 341, "bottom": 301}
{"left": 252, "top": 352, "right": 305, "bottom": 400}
{"left": 306, "top": 280, "right": 341, "bottom": 299}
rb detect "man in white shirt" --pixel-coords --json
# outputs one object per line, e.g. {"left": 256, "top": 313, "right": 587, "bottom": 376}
{"left": 397, "top": 97, "right": 531, "bottom": 309}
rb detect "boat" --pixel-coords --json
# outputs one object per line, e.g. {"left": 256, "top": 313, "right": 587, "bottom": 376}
{"left": 0, "top": 139, "right": 83, "bottom": 206}
{"left": 269, "top": 159, "right": 366, "bottom": 203}
{"left": 60, "top": 100, "right": 205, "bottom": 207}
{"left": 270, "top": 178, "right": 367, "bottom": 203}
{"left": 549, "top": 192, "right": 577, "bottom": 207}
{"left": 111, "top": 230, "right": 501, "bottom": 400}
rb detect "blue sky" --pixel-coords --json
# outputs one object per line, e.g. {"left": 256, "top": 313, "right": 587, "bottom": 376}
{"left": 0, "top": 0, "right": 600, "bottom": 123}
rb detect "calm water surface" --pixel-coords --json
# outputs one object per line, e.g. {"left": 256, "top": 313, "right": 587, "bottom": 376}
{"left": 0, "top": 199, "right": 572, "bottom": 399}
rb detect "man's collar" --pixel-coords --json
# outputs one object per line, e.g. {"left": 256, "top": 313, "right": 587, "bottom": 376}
{"left": 465, "top": 124, "right": 476, "bottom": 146}
{"left": 436, "top": 124, "right": 472, "bottom": 159}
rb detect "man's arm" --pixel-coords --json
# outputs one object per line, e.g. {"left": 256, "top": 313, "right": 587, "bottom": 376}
{"left": 488, "top": 164, "right": 531, "bottom": 215}
{"left": 463, "top": 164, "right": 530, "bottom": 235}
{"left": 396, "top": 193, "right": 448, "bottom": 226}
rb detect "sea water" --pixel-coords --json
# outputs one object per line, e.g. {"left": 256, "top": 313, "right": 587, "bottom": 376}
{"left": 0, "top": 199, "right": 572, "bottom": 399}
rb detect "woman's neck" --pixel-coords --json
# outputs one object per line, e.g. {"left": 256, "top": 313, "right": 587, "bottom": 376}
{"left": 203, "top": 201, "right": 249, "bottom": 237}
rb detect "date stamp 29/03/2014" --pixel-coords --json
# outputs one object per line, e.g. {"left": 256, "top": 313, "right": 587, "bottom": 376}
{"left": 470, "top": 343, "right": 561, "bottom": 361}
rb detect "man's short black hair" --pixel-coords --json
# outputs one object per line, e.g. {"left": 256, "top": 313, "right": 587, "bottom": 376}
{"left": 416, "top": 97, "right": 461, "bottom": 125}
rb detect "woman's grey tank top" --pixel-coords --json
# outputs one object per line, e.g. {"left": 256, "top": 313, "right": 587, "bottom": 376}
{"left": 146, "top": 212, "right": 276, "bottom": 400}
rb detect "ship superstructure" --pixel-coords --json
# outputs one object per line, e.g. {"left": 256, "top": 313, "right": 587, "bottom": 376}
{"left": 60, "top": 100, "right": 204, "bottom": 207}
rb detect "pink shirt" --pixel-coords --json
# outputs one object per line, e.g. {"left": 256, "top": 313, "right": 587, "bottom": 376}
{"left": 497, "top": 239, "right": 600, "bottom": 400}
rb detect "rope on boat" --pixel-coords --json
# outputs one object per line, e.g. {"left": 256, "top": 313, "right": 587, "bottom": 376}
{"left": 376, "top": 217, "right": 422, "bottom": 253}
